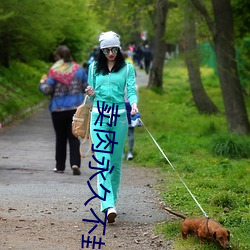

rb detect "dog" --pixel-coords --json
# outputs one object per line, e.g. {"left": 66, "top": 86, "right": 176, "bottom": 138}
{"left": 162, "top": 207, "right": 231, "bottom": 249}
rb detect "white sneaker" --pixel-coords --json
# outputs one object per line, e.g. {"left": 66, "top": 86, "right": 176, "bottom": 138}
{"left": 127, "top": 152, "right": 133, "bottom": 160}
{"left": 107, "top": 208, "right": 117, "bottom": 223}
{"left": 53, "top": 168, "right": 64, "bottom": 173}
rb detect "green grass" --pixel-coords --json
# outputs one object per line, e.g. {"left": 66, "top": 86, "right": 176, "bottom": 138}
{"left": 0, "top": 60, "right": 50, "bottom": 123}
{"left": 129, "top": 58, "right": 250, "bottom": 250}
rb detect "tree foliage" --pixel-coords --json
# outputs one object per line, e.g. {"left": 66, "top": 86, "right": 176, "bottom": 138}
{"left": 232, "top": 0, "right": 250, "bottom": 95}
{"left": 90, "top": 0, "right": 155, "bottom": 46}
{"left": 0, "top": 0, "right": 99, "bottom": 66}
{"left": 232, "top": 0, "right": 250, "bottom": 39}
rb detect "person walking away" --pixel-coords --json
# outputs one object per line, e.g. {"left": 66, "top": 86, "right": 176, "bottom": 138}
{"left": 86, "top": 46, "right": 99, "bottom": 71}
{"left": 85, "top": 31, "right": 138, "bottom": 223}
{"left": 143, "top": 44, "right": 152, "bottom": 74}
{"left": 134, "top": 44, "right": 144, "bottom": 69}
{"left": 39, "top": 45, "right": 88, "bottom": 175}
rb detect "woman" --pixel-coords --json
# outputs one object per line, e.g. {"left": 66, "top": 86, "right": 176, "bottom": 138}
{"left": 86, "top": 31, "right": 138, "bottom": 223}
{"left": 39, "top": 45, "right": 88, "bottom": 175}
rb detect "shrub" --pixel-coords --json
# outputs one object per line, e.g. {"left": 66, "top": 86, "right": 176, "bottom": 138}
{"left": 210, "top": 191, "right": 237, "bottom": 209}
{"left": 210, "top": 135, "right": 250, "bottom": 159}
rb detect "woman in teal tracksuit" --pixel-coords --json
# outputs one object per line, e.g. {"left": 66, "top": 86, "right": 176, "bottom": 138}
{"left": 86, "top": 31, "right": 138, "bottom": 223}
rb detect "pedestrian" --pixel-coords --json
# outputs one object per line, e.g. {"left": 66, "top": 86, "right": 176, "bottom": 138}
{"left": 125, "top": 101, "right": 135, "bottom": 160}
{"left": 143, "top": 44, "right": 152, "bottom": 74}
{"left": 85, "top": 46, "right": 99, "bottom": 72}
{"left": 123, "top": 51, "right": 137, "bottom": 160}
{"left": 85, "top": 31, "right": 138, "bottom": 223}
{"left": 39, "top": 45, "right": 88, "bottom": 175}
{"left": 88, "top": 46, "right": 99, "bottom": 64}
{"left": 134, "top": 44, "right": 144, "bottom": 69}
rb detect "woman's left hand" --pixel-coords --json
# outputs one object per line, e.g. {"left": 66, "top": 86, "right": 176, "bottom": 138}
{"left": 131, "top": 103, "right": 138, "bottom": 116}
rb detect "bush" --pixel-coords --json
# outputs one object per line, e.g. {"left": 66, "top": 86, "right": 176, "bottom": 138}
{"left": 210, "top": 135, "right": 250, "bottom": 159}
{"left": 0, "top": 60, "right": 49, "bottom": 123}
{"left": 210, "top": 191, "right": 237, "bottom": 209}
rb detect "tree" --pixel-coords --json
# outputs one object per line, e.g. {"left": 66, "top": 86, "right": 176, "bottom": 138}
{"left": 191, "top": 0, "right": 250, "bottom": 134}
{"left": 148, "top": 0, "right": 177, "bottom": 89}
{"left": 232, "top": 0, "right": 250, "bottom": 96}
{"left": 90, "top": 0, "right": 155, "bottom": 47}
{"left": 184, "top": 1, "right": 218, "bottom": 114}
{"left": 0, "top": 0, "right": 98, "bottom": 66}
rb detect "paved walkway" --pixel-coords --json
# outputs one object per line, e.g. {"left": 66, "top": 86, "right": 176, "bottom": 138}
{"left": 135, "top": 68, "right": 149, "bottom": 87}
{"left": 0, "top": 106, "right": 164, "bottom": 226}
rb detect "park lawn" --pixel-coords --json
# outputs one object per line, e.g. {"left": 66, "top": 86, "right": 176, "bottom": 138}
{"left": 129, "top": 58, "right": 250, "bottom": 250}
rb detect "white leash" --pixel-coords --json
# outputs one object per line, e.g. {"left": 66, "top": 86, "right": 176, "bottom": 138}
{"left": 139, "top": 118, "right": 209, "bottom": 218}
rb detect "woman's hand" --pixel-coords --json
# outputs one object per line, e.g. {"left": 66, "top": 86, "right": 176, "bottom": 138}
{"left": 85, "top": 86, "right": 95, "bottom": 97}
{"left": 131, "top": 103, "right": 138, "bottom": 116}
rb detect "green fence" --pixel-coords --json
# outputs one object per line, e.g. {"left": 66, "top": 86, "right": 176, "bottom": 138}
{"left": 198, "top": 41, "right": 217, "bottom": 74}
{"left": 198, "top": 39, "right": 250, "bottom": 95}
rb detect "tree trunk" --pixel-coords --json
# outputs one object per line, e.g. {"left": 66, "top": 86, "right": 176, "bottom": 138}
{"left": 147, "top": 0, "right": 169, "bottom": 89}
{"left": 191, "top": 0, "right": 250, "bottom": 134}
{"left": 184, "top": 4, "right": 218, "bottom": 114}
{"left": 212, "top": 0, "right": 250, "bottom": 134}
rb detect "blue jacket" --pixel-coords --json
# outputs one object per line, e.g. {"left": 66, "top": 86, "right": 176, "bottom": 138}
{"left": 39, "top": 67, "right": 88, "bottom": 112}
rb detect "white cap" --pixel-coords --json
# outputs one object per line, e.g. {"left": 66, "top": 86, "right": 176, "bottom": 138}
{"left": 99, "top": 31, "right": 121, "bottom": 49}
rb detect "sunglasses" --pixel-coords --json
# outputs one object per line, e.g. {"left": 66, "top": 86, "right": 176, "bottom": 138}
{"left": 102, "top": 47, "right": 119, "bottom": 55}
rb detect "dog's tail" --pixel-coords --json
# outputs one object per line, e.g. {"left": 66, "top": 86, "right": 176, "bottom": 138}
{"left": 162, "top": 206, "right": 187, "bottom": 220}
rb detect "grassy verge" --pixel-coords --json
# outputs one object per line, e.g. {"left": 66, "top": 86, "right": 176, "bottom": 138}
{"left": 129, "top": 59, "right": 250, "bottom": 250}
{"left": 0, "top": 60, "right": 50, "bottom": 125}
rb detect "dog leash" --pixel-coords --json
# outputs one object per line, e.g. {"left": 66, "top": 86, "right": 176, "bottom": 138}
{"left": 139, "top": 118, "right": 209, "bottom": 218}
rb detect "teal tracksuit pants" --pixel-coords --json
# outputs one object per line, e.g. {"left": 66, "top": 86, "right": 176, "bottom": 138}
{"left": 90, "top": 109, "right": 128, "bottom": 212}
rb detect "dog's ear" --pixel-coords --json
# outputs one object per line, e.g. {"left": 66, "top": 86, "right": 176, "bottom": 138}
{"left": 213, "top": 231, "right": 217, "bottom": 240}
{"left": 227, "top": 230, "right": 230, "bottom": 240}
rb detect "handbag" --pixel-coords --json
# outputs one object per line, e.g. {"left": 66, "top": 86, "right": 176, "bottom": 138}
{"left": 72, "top": 95, "right": 93, "bottom": 158}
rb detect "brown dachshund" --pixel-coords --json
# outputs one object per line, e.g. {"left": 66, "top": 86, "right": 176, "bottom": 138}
{"left": 162, "top": 207, "right": 231, "bottom": 249}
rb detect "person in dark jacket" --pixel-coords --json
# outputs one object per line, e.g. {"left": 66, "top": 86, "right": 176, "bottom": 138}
{"left": 143, "top": 44, "right": 152, "bottom": 74}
